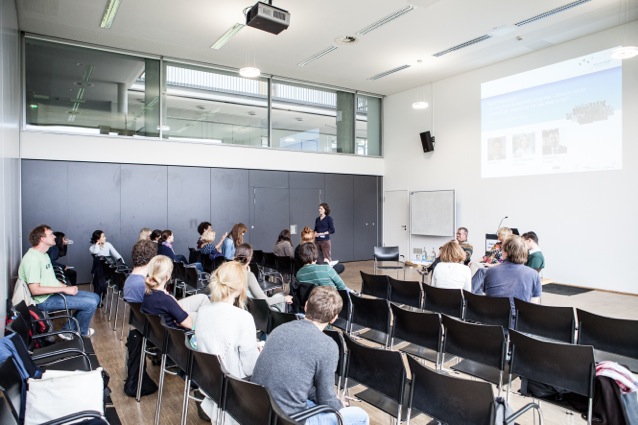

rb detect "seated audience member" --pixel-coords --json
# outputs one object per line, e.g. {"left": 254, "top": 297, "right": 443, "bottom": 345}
{"left": 200, "top": 228, "right": 226, "bottom": 260}
{"left": 196, "top": 221, "right": 212, "bottom": 250}
{"left": 195, "top": 261, "right": 262, "bottom": 422}
{"left": 481, "top": 236, "right": 542, "bottom": 314}
{"left": 138, "top": 227, "right": 151, "bottom": 241}
{"left": 236, "top": 243, "right": 292, "bottom": 311}
{"left": 89, "top": 229, "right": 123, "bottom": 263}
{"left": 482, "top": 227, "right": 513, "bottom": 265}
{"left": 123, "top": 239, "right": 158, "bottom": 303}
{"left": 296, "top": 243, "right": 347, "bottom": 291}
{"left": 522, "top": 231, "right": 545, "bottom": 272}
{"left": 141, "top": 255, "right": 209, "bottom": 329}
{"left": 150, "top": 229, "right": 162, "bottom": 244}
{"left": 20, "top": 225, "right": 100, "bottom": 338}
{"left": 222, "top": 223, "right": 248, "bottom": 260}
{"left": 431, "top": 240, "right": 471, "bottom": 291}
{"left": 294, "top": 226, "right": 316, "bottom": 271}
{"left": 157, "top": 230, "right": 188, "bottom": 263}
{"left": 456, "top": 226, "right": 473, "bottom": 265}
{"left": 47, "top": 231, "right": 77, "bottom": 286}
{"left": 252, "top": 286, "right": 369, "bottom": 425}
{"left": 273, "top": 229, "right": 294, "bottom": 257}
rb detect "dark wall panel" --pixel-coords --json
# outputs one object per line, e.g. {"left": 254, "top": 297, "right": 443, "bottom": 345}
{"left": 353, "top": 175, "right": 379, "bottom": 260}
{"left": 249, "top": 170, "right": 288, "bottom": 188}
{"left": 210, "top": 169, "right": 250, "bottom": 245}
{"left": 290, "top": 188, "right": 323, "bottom": 245}
{"left": 252, "top": 187, "right": 290, "bottom": 251}
{"left": 168, "top": 166, "right": 211, "bottom": 257}
{"left": 289, "top": 172, "right": 324, "bottom": 189}
{"left": 68, "top": 162, "right": 121, "bottom": 283}
{"left": 325, "top": 174, "right": 354, "bottom": 262}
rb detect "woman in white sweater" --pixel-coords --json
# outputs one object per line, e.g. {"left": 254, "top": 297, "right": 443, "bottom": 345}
{"left": 89, "top": 229, "right": 123, "bottom": 263}
{"left": 431, "top": 240, "right": 472, "bottom": 292}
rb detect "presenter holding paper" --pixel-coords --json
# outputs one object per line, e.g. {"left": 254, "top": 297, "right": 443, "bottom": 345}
{"left": 314, "top": 203, "right": 335, "bottom": 263}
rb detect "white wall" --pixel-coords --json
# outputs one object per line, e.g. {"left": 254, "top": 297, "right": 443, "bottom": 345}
{"left": 1, "top": 0, "right": 22, "bottom": 330}
{"left": 384, "top": 25, "right": 638, "bottom": 294}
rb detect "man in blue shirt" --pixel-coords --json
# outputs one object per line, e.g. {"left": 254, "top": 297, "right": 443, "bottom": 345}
{"left": 123, "top": 239, "right": 157, "bottom": 303}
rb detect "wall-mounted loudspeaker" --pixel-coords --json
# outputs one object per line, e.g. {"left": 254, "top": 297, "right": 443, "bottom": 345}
{"left": 420, "top": 131, "right": 435, "bottom": 152}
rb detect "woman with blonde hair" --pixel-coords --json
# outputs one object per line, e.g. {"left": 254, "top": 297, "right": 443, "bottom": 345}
{"left": 431, "top": 240, "right": 471, "bottom": 291}
{"left": 482, "top": 227, "right": 513, "bottom": 265}
{"left": 195, "top": 261, "right": 262, "bottom": 422}
{"left": 200, "top": 228, "right": 226, "bottom": 260}
{"left": 138, "top": 227, "right": 151, "bottom": 241}
{"left": 141, "top": 255, "right": 209, "bottom": 329}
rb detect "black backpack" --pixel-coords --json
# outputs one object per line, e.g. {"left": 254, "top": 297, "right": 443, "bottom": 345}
{"left": 123, "top": 329, "right": 158, "bottom": 397}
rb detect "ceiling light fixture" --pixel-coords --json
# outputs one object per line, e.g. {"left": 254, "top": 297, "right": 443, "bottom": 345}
{"left": 610, "top": 0, "right": 638, "bottom": 60}
{"left": 100, "top": 0, "right": 122, "bottom": 29}
{"left": 611, "top": 45, "right": 638, "bottom": 59}
{"left": 412, "top": 101, "right": 429, "bottom": 110}
{"left": 211, "top": 23, "right": 245, "bottom": 49}
{"left": 239, "top": 67, "right": 261, "bottom": 78}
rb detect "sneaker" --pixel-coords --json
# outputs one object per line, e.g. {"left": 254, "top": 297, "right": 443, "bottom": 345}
{"left": 58, "top": 332, "right": 74, "bottom": 341}
{"left": 83, "top": 328, "right": 95, "bottom": 337}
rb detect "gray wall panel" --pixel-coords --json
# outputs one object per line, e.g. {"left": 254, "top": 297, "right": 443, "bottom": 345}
{"left": 210, "top": 169, "right": 250, "bottom": 245}
{"left": 168, "top": 166, "right": 211, "bottom": 256}
{"left": 249, "top": 170, "right": 288, "bottom": 188}
{"left": 289, "top": 172, "right": 324, "bottom": 189}
{"left": 252, "top": 187, "right": 290, "bottom": 251}
{"left": 68, "top": 162, "right": 121, "bottom": 283}
{"left": 121, "top": 164, "right": 167, "bottom": 264}
{"left": 290, "top": 188, "right": 322, "bottom": 244}
{"left": 353, "top": 175, "right": 379, "bottom": 260}
{"left": 325, "top": 174, "right": 354, "bottom": 262}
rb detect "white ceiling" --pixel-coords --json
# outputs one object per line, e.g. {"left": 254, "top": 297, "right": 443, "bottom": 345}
{"left": 16, "top": 0, "right": 637, "bottom": 96}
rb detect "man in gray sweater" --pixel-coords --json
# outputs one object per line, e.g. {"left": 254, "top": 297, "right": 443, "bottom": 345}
{"left": 251, "top": 286, "right": 369, "bottom": 425}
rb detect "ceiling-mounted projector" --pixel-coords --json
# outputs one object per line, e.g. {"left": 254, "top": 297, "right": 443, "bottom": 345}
{"left": 246, "top": 1, "right": 290, "bottom": 35}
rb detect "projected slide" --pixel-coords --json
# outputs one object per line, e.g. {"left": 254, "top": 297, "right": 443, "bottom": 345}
{"left": 481, "top": 48, "right": 622, "bottom": 178}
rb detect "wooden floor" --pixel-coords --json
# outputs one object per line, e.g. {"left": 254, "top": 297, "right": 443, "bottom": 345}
{"left": 88, "top": 261, "right": 638, "bottom": 425}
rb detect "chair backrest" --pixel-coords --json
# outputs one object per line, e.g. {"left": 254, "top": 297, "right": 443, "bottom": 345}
{"left": 185, "top": 335, "right": 225, "bottom": 407}
{"left": 422, "top": 285, "right": 464, "bottom": 318}
{"left": 270, "top": 309, "right": 299, "bottom": 331}
{"left": 349, "top": 294, "right": 391, "bottom": 337}
{"left": 264, "top": 252, "right": 278, "bottom": 269}
{"left": 143, "top": 313, "right": 168, "bottom": 352}
{"left": 406, "top": 355, "right": 495, "bottom": 425}
{"left": 114, "top": 270, "right": 128, "bottom": 292}
{"left": 252, "top": 249, "right": 264, "bottom": 266}
{"left": 184, "top": 266, "right": 202, "bottom": 291}
{"left": 200, "top": 253, "right": 214, "bottom": 273}
{"left": 213, "top": 256, "right": 227, "bottom": 272}
{"left": 172, "top": 261, "right": 186, "bottom": 282}
{"left": 442, "top": 315, "right": 507, "bottom": 373}
{"left": 188, "top": 247, "right": 201, "bottom": 264}
{"left": 576, "top": 308, "right": 638, "bottom": 359}
{"left": 246, "top": 297, "right": 272, "bottom": 334}
{"left": 275, "top": 256, "right": 295, "bottom": 277}
{"left": 390, "top": 303, "right": 442, "bottom": 354}
{"left": 5, "top": 315, "right": 32, "bottom": 350}
{"left": 509, "top": 329, "right": 596, "bottom": 398}
{"left": 373, "top": 246, "right": 400, "bottom": 262}
{"left": 323, "top": 329, "right": 347, "bottom": 386}
{"left": 223, "top": 372, "right": 274, "bottom": 425}
{"left": 127, "top": 302, "right": 148, "bottom": 335}
{"left": 388, "top": 277, "right": 423, "bottom": 309}
{"left": 360, "top": 271, "right": 389, "bottom": 299}
{"left": 0, "top": 359, "right": 24, "bottom": 425}
{"left": 514, "top": 298, "right": 576, "bottom": 343}
{"left": 160, "top": 318, "right": 192, "bottom": 373}
{"left": 290, "top": 280, "right": 316, "bottom": 314}
{"left": 337, "top": 289, "right": 351, "bottom": 324}
{"left": 343, "top": 333, "right": 407, "bottom": 418}
{"left": 463, "top": 291, "right": 512, "bottom": 328}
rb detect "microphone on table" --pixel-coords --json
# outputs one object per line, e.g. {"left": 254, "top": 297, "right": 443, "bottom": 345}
{"left": 496, "top": 216, "right": 508, "bottom": 233}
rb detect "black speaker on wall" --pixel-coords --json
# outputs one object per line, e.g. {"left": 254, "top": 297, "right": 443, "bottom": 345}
{"left": 420, "top": 131, "right": 435, "bottom": 152}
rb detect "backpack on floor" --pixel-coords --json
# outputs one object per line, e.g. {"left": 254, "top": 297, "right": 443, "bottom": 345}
{"left": 27, "top": 305, "right": 56, "bottom": 349}
{"left": 124, "top": 329, "right": 158, "bottom": 397}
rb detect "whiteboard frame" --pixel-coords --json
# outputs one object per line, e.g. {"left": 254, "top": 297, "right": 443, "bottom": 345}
{"left": 409, "top": 190, "right": 456, "bottom": 237}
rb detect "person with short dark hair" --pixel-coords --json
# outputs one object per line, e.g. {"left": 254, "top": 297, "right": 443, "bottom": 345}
{"left": 89, "top": 229, "right": 123, "bottom": 263}
{"left": 522, "top": 231, "right": 545, "bottom": 272}
{"left": 196, "top": 221, "right": 212, "bottom": 250}
{"left": 482, "top": 235, "right": 542, "bottom": 314}
{"left": 47, "top": 231, "right": 77, "bottom": 286}
{"left": 123, "top": 239, "right": 158, "bottom": 303}
{"left": 455, "top": 226, "right": 473, "bottom": 265}
{"left": 150, "top": 229, "right": 162, "bottom": 243}
{"left": 19, "top": 225, "right": 100, "bottom": 338}
{"left": 314, "top": 203, "right": 335, "bottom": 263}
{"left": 251, "top": 286, "right": 369, "bottom": 425}
{"left": 295, "top": 243, "right": 347, "bottom": 290}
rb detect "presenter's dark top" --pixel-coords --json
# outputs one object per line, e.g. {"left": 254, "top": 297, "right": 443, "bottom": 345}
{"left": 314, "top": 215, "right": 335, "bottom": 241}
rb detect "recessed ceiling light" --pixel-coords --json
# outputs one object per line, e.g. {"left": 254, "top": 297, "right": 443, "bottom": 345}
{"left": 412, "top": 101, "right": 429, "bottom": 110}
{"left": 239, "top": 67, "right": 261, "bottom": 78}
{"left": 611, "top": 46, "right": 638, "bottom": 60}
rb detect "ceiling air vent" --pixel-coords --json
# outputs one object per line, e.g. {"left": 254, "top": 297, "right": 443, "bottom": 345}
{"left": 368, "top": 64, "right": 411, "bottom": 81}
{"left": 356, "top": 5, "right": 415, "bottom": 36}
{"left": 515, "top": 0, "right": 592, "bottom": 27}
{"left": 433, "top": 34, "right": 492, "bottom": 57}
{"left": 298, "top": 46, "right": 339, "bottom": 67}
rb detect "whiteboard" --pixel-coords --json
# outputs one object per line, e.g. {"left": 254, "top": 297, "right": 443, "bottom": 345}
{"left": 410, "top": 190, "right": 455, "bottom": 236}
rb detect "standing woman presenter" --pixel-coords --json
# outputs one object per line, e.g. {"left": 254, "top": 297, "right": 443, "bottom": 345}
{"left": 314, "top": 202, "right": 335, "bottom": 263}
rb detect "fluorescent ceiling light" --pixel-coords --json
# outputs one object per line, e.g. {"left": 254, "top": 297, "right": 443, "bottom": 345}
{"left": 412, "top": 101, "right": 429, "bottom": 109}
{"left": 100, "top": 0, "right": 122, "bottom": 29}
{"left": 239, "top": 67, "right": 261, "bottom": 78}
{"left": 611, "top": 46, "right": 638, "bottom": 60}
{"left": 211, "top": 23, "right": 245, "bottom": 49}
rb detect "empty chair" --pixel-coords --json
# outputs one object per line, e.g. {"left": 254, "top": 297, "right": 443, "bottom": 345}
{"left": 252, "top": 249, "right": 265, "bottom": 267}
{"left": 270, "top": 309, "right": 299, "bottom": 331}
{"left": 275, "top": 255, "right": 295, "bottom": 281}
{"left": 246, "top": 297, "right": 272, "bottom": 334}
{"left": 185, "top": 334, "right": 226, "bottom": 425}
{"left": 161, "top": 319, "right": 193, "bottom": 425}
{"left": 112, "top": 270, "right": 129, "bottom": 331}
{"left": 422, "top": 284, "right": 464, "bottom": 319}
{"left": 127, "top": 302, "right": 151, "bottom": 401}
{"left": 172, "top": 261, "right": 187, "bottom": 296}
{"left": 323, "top": 329, "right": 347, "bottom": 394}
{"left": 200, "top": 253, "right": 214, "bottom": 273}
{"left": 577, "top": 308, "right": 638, "bottom": 371}
{"left": 349, "top": 293, "right": 391, "bottom": 347}
{"left": 373, "top": 246, "right": 405, "bottom": 279}
{"left": 144, "top": 314, "right": 170, "bottom": 425}
{"left": 183, "top": 265, "right": 208, "bottom": 296}
{"left": 388, "top": 276, "right": 423, "bottom": 309}
{"left": 332, "top": 289, "right": 351, "bottom": 332}
{"left": 463, "top": 291, "right": 512, "bottom": 328}
{"left": 342, "top": 332, "right": 413, "bottom": 423}
{"left": 290, "top": 279, "right": 315, "bottom": 314}
{"left": 508, "top": 329, "right": 596, "bottom": 425}
{"left": 360, "top": 271, "right": 389, "bottom": 299}
{"left": 406, "top": 355, "right": 542, "bottom": 425}
{"left": 390, "top": 303, "right": 442, "bottom": 366}
{"left": 514, "top": 298, "right": 576, "bottom": 343}
{"left": 442, "top": 315, "right": 510, "bottom": 395}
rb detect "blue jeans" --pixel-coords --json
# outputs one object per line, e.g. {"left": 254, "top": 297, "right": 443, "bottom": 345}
{"left": 37, "top": 291, "right": 100, "bottom": 336}
{"left": 304, "top": 400, "right": 369, "bottom": 425}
